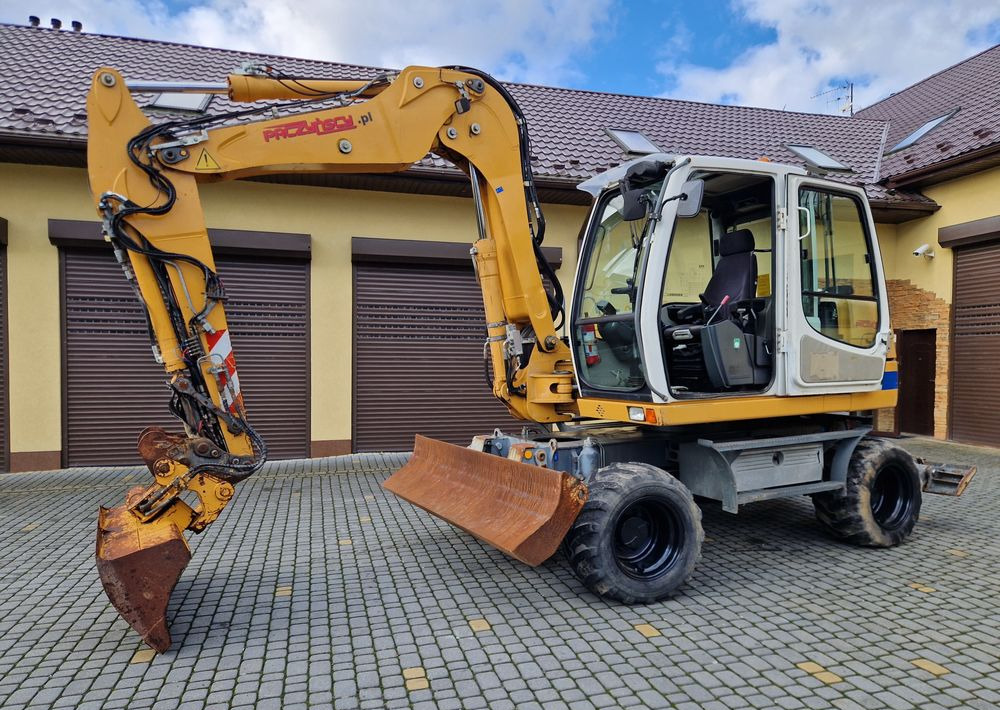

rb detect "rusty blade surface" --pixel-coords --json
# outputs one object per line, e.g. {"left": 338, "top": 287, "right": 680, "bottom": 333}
{"left": 383, "top": 435, "right": 588, "bottom": 566}
{"left": 96, "top": 487, "right": 190, "bottom": 653}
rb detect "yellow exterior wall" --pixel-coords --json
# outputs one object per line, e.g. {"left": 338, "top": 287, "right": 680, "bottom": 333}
{"left": 884, "top": 165, "right": 1000, "bottom": 302}
{"left": 874, "top": 222, "right": 898, "bottom": 277}
{"left": 0, "top": 165, "right": 94, "bottom": 455}
{"left": 0, "top": 162, "right": 586, "bottom": 456}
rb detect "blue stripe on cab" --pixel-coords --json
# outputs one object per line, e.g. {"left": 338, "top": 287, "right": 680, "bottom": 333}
{"left": 881, "top": 370, "right": 899, "bottom": 390}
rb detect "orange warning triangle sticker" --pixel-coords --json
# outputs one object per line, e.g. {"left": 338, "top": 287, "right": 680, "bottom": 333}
{"left": 195, "top": 148, "right": 221, "bottom": 171}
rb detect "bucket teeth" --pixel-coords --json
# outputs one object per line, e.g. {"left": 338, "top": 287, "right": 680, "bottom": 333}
{"left": 95, "top": 491, "right": 191, "bottom": 653}
{"left": 383, "top": 435, "right": 588, "bottom": 565}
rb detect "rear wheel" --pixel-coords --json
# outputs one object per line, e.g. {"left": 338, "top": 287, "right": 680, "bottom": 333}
{"left": 813, "top": 438, "right": 922, "bottom": 547}
{"left": 564, "top": 463, "right": 702, "bottom": 603}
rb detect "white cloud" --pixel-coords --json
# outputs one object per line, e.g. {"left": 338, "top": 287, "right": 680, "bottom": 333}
{"left": 6, "top": 0, "right": 612, "bottom": 86}
{"left": 658, "top": 0, "right": 1000, "bottom": 112}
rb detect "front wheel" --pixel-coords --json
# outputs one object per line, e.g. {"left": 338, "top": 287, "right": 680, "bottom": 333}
{"left": 813, "top": 438, "right": 922, "bottom": 547}
{"left": 564, "top": 463, "right": 702, "bottom": 603}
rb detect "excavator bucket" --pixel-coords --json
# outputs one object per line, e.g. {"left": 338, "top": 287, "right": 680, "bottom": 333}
{"left": 96, "top": 486, "right": 191, "bottom": 653}
{"left": 383, "top": 435, "right": 588, "bottom": 565}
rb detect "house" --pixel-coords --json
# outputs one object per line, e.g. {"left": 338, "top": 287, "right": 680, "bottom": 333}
{"left": 854, "top": 47, "right": 1000, "bottom": 445}
{"left": 0, "top": 21, "right": 997, "bottom": 470}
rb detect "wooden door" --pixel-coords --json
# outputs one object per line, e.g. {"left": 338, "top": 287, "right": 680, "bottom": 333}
{"left": 896, "top": 329, "right": 935, "bottom": 436}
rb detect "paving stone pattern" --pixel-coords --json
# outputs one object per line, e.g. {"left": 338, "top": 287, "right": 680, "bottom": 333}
{"left": 0, "top": 439, "right": 998, "bottom": 709}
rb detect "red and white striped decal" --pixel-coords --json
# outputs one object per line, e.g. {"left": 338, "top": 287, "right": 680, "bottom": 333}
{"left": 205, "top": 328, "right": 244, "bottom": 413}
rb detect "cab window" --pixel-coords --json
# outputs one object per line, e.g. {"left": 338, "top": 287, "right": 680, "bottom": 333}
{"left": 574, "top": 189, "right": 654, "bottom": 392}
{"left": 798, "top": 188, "right": 879, "bottom": 347}
{"left": 579, "top": 195, "right": 645, "bottom": 316}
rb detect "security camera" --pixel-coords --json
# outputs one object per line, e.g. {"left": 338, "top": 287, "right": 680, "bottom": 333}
{"left": 912, "top": 244, "right": 935, "bottom": 258}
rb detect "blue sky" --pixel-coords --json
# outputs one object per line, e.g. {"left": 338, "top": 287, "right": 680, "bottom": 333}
{"left": 573, "top": 3, "right": 778, "bottom": 97}
{"left": 5, "top": 1, "right": 1000, "bottom": 112}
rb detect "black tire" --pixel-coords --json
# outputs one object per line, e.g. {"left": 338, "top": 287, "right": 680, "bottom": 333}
{"left": 812, "top": 438, "right": 922, "bottom": 547}
{"left": 564, "top": 463, "right": 702, "bottom": 603}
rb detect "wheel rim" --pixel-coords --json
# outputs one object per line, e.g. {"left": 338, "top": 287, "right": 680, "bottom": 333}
{"left": 612, "top": 498, "right": 685, "bottom": 580}
{"left": 870, "top": 463, "right": 917, "bottom": 531}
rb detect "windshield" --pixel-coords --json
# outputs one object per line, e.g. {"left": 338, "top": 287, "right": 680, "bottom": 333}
{"left": 578, "top": 182, "right": 661, "bottom": 317}
{"left": 573, "top": 182, "right": 662, "bottom": 393}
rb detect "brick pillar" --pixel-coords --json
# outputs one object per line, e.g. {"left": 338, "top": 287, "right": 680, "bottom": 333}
{"left": 883, "top": 279, "right": 952, "bottom": 439}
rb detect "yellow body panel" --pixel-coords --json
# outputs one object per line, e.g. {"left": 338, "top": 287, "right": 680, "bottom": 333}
{"left": 581, "top": 360, "right": 898, "bottom": 426}
{"left": 578, "top": 387, "right": 898, "bottom": 427}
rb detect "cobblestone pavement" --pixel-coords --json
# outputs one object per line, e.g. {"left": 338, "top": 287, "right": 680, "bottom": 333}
{"left": 0, "top": 437, "right": 998, "bottom": 710}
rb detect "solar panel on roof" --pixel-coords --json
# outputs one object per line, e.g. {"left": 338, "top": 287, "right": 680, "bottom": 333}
{"left": 786, "top": 144, "right": 851, "bottom": 172}
{"left": 149, "top": 93, "right": 212, "bottom": 112}
{"left": 887, "top": 110, "right": 958, "bottom": 153}
{"left": 606, "top": 128, "right": 660, "bottom": 155}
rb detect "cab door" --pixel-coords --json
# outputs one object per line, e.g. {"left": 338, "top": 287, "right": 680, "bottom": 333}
{"left": 785, "top": 176, "right": 890, "bottom": 394}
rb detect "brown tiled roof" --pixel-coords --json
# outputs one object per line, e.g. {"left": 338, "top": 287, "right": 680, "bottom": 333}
{"left": 856, "top": 44, "right": 1000, "bottom": 184}
{"left": 0, "top": 22, "right": 931, "bottom": 213}
{"left": 508, "top": 82, "right": 886, "bottom": 182}
{"left": 0, "top": 24, "right": 386, "bottom": 140}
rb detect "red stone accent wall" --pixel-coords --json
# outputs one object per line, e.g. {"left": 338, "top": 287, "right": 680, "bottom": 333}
{"left": 875, "top": 279, "right": 952, "bottom": 438}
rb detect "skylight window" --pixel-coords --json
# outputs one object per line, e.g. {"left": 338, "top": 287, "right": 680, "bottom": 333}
{"left": 887, "top": 109, "right": 959, "bottom": 153}
{"left": 786, "top": 144, "right": 851, "bottom": 172}
{"left": 150, "top": 92, "right": 212, "bottom": 112}
{"left": 607, "top": 128, "right": 660, "bottom": 155}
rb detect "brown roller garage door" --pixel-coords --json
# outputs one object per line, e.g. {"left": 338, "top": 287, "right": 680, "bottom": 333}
{"left": 353, "top": 262, "right": 521, "bottom": 452}
{"left": 951, "top": 240, "right": 1000, "bottom": 445}
{"left": 62, "top": 249, "right": 309, "bottom": 466}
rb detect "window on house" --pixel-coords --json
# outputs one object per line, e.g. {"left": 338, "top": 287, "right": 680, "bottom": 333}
{"left": 887, "top": 110, "right": 959, "bottom": 153}
{"left": 607, "top": 128, "right": 660, "bottom": 155}
{"left": 786, "top": 144, "right": 851, "bottom": 172}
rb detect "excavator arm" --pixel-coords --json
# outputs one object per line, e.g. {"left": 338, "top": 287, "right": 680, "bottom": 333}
{"left": 87, "top": 64, "right": 578, "bottom": 651}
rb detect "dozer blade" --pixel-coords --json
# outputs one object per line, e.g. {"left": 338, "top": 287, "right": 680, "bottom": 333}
{"left": 918, "top": 460, "right": 978, "bottom": 496}
{"left": 383, "top": 435, "right": 588, "bottom": 566}
{"left": 96, "top": 487, "right": 191, "bottom": 653}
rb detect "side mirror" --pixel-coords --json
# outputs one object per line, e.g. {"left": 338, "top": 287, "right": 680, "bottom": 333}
{"left": 675, "top": 179, "right": 704, "bottom": 218}
{"left": 619, "top": 159, "right": 669, "bottom": 221}
{"left": 620, "top": 188, "right": 648, "bottom": 221}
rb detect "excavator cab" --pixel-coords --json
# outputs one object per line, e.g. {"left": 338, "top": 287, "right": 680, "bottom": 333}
{"left": 570, "top": 153, "right": 891, "bottom": 404}
{"left": 572, "top": 157, "right": 777, "bottom": 399}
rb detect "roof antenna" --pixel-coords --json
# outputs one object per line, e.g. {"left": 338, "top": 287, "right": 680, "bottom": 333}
{"left": 50, "top": 18, "right": 62, "bottom": 30}
{"left": 28, "top": 16, "right": 40, "bottom": 27}
{"left": 72, "top": 20, "right": 83, "bottom": 32}
{"left": 812, "top": 82, "right": 854, "bottom": 116}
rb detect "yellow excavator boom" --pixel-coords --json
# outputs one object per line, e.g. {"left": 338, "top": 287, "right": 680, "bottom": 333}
{"left": 86, "top": 64, "right": 579, "bottom": 650}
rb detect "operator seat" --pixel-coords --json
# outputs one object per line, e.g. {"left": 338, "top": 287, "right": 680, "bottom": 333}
{"left": 700, "top": 229, "right": 757, "bottom": 315}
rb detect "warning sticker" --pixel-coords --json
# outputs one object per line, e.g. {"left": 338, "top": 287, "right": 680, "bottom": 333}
{"left": 195, "top": 148, "right": 221, "bottom": 171}
{"left": 756, "top": 272, "right": 771, "bottom": 297}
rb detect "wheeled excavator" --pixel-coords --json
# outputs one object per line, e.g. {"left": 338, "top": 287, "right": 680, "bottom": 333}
{"left": 86, "top": 63, "right": 976, "bottom": 652}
